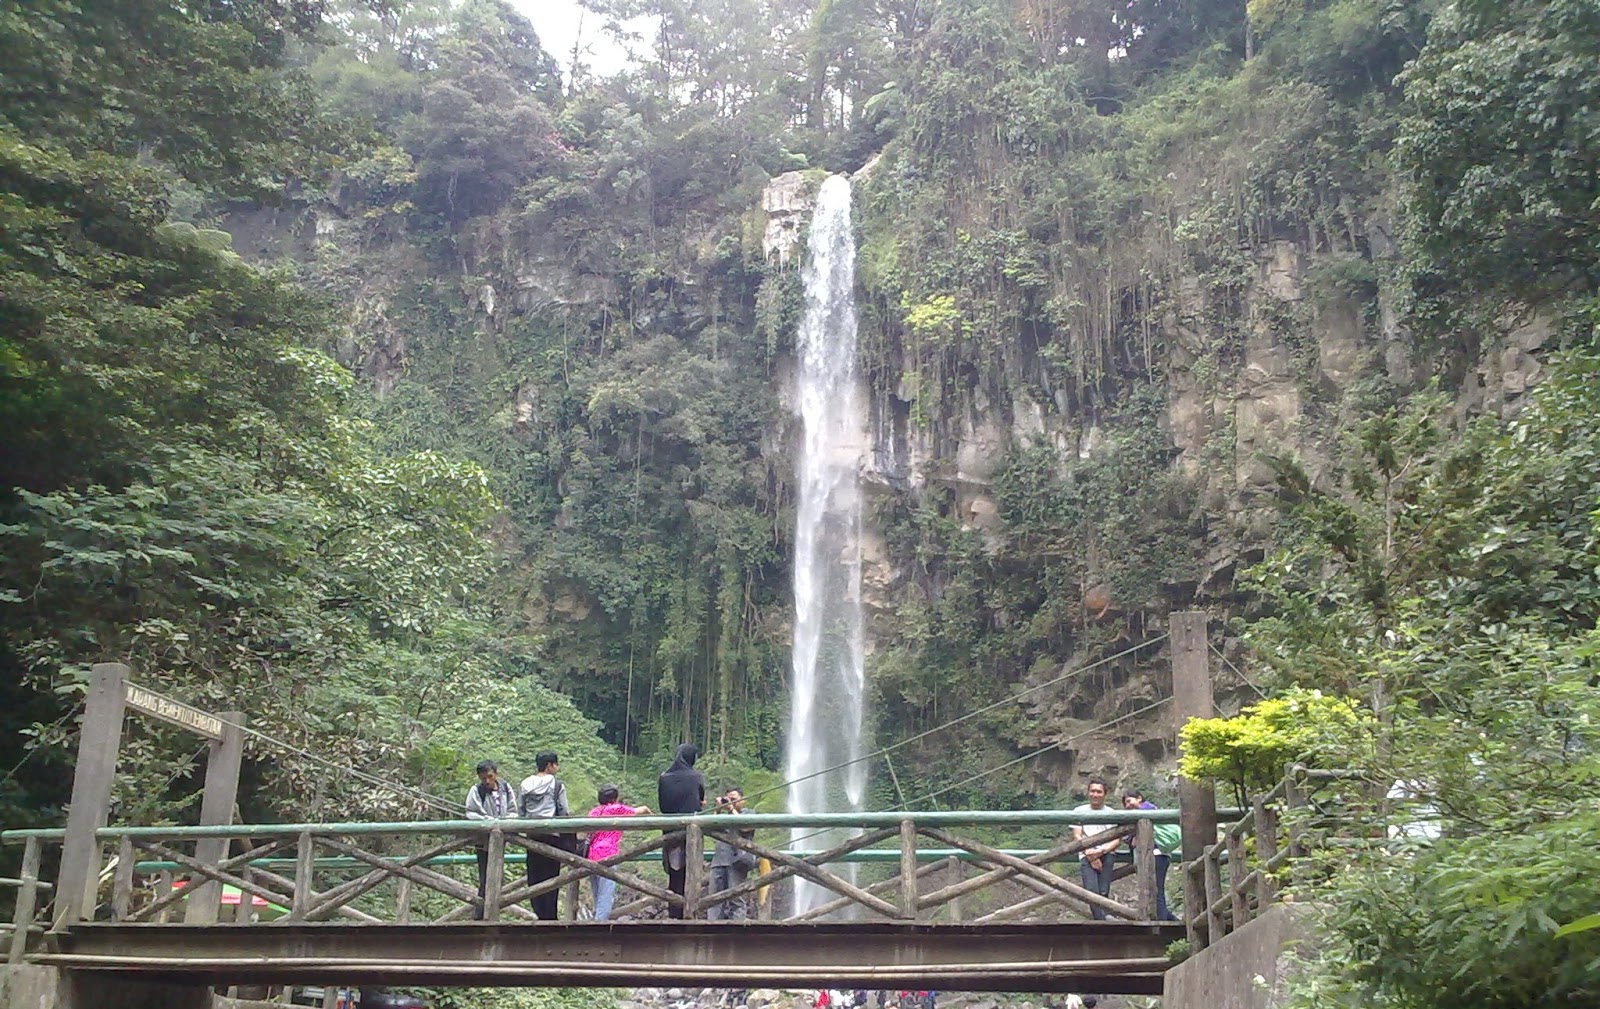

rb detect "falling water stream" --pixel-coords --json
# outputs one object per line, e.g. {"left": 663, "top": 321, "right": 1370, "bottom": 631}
{"left": 786, "top": 174, "right": 867, "bottom": 917}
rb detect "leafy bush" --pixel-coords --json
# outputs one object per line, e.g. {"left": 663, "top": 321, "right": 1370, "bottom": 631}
{"left": 1179, "top": 688, "right": 1373, "bottom": 805}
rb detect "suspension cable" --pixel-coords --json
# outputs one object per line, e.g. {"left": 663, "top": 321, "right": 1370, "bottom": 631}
{"left": 781, "top": 694, "right": 1178, "bottom": 850}
{"left": 232, "top": 720, "right": 462, "bottom": 818}
{"left": 1210, "top": 641, "right": 1270, "bottom": 700}
{"left": 116, "top": 684, "right": 463, "bottom": 817}
{"left": 746, "top": 633, "right": 1169, "bottom": 806}
{"left": 901, "top": 696, "right": 1175, "bottom": 808}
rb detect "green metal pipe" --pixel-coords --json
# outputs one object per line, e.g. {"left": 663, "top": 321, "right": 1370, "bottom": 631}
{"left": 128, "top": 846, "right": 1128, "bottom": 874}
{"left": 3, "top": 806, "right": 1239, "bottom": 843}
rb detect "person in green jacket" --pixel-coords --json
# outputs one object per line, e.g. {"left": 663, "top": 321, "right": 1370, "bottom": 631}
{"left": 1123, "top": 789, "right": 1180, "bottom": 921}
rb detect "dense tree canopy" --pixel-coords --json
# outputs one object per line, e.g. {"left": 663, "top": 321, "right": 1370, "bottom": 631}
{"left": 0, "top": 0, "right": 514, "bottom": 826}
{"left": 2, "top": 1, "right": 1598, "bottom": 1002}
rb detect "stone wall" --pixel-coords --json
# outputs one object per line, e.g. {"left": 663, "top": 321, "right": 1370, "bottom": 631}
{"left": 0, "top": 967, "right": 210, "bottom": 1009}
{"left": 1162, "top": 904, "right": 1313, "bottom": 1009}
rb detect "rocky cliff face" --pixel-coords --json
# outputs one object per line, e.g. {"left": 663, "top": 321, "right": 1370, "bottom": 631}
{"left": 220, "top": 155, "right": 1547, "bottom": 801}
{"left": 754, "top": 170, "right": 1549, "bottom": 794}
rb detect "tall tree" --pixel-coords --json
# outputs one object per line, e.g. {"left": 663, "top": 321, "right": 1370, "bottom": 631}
{"left": 1397, "top": 0, "right": 1600, "bottom": 319}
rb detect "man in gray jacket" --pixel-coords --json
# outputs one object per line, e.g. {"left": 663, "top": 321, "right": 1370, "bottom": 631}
{"left": 465, "top": 760, "right": 516, "bottom": 920}
{"left": 519, "top": 751, "right": 571, "bottom": 920}
{"left": 707, "top": 787, "right": 757, "bottom": 920}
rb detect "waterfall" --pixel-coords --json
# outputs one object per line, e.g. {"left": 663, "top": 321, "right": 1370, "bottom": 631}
{"left": 786, "top": 174, "right": 868, "bottom": 917}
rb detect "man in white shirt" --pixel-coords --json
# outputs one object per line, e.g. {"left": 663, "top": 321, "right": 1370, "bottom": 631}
{"left": 1070, "top": 777, "right": 1123, "bottom": 920}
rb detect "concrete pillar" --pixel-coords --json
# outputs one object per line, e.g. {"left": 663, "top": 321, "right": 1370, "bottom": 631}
{"left": 185, "top": 712, "right": 246, "bottom": 924}
{"left": 61, "top": 971, "right": 211, "bottom": 1009}
{"left": 0, "top": 967, "right": 210, "bottom": 1009}
{"left": 1171, "top": 611, "right": 1217, "bottom": 945}
{"left": 54, "top": 664, "right": 129, "bottom": 928}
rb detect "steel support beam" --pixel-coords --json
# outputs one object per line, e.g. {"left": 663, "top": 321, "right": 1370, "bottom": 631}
{"left": 42, "top": 921, "right": 1181, "bottom": 994}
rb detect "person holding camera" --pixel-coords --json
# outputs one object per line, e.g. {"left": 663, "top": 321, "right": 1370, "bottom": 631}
{"left": 707, "top": 787, "right": 757, "bottom": 920}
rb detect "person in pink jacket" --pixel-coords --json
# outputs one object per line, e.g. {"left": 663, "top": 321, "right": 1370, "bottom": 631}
{"left": 586, "top": 784, "right": 650, "bottom": 920}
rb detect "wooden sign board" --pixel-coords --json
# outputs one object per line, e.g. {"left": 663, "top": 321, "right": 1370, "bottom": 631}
{"left": 124, "top": 682, "right": 224, "bottom": 740}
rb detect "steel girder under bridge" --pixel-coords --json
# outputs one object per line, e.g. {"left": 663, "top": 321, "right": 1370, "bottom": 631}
{"left": 35, "top": 920, "right": 1183, "bottom": 994}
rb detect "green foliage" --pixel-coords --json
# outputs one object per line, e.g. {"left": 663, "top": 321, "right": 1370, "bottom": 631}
{"left": 1179, "top": 689, "right": 1372, "bottom": 805}
{"left": 402, "top": 0, "right": 562, "bottom": 223}
{"left": 423, "top": 986, "right": 618, "bottom": 1009}
{"left": 1256, "top": 349, "right": 1600, "bottom": 1007}
{"left": 0, "top": 0, "right": 512, "bottom": 831}
{"left": 1397, "top": 0, "right": 1600, "bottom": 323}
{"left": 0, "top": 0, "right": 344, "bottom": 193}
{"left": 1297, "top": 811, "right": 1600, "bottom": 1007}
{"left": 1556, "top": 915, "right": 1600, "bottom": 939}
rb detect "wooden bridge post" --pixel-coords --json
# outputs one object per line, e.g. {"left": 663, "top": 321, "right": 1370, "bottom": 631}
{"left": 1226, "top": 829, "right": 1248, "bottom": 927}
{"left": 1171, "top": 611, "right": 1216, "bottom": 946}
{"left": 234, "top": 868, "right": 255, "bottom": 924}
{"left": 155, "top": 870, "right": 174, "bottom": 923}
{"left": 396, "top": 878, "right": 413, "bottom": 922}
{"left": 8, "top": 836, "right": 41, "bottom": 963}
{"left": 291, "top": 830, "right": 315, "bottom": 919}
{"left": 946, "top": 857, "right": 964, "bottom": 921}
{"left": 111, "top": 835, "right": 134, "bottom": 921}
{"left": 1203, "top": 848, "right": 1225, "bottom": 942}
{"left": 483, "top": 828, "right": 505, "bottom": 922}
{"left": 1134, "top": 818, "right": 1158, "bottom": 921}
{"left": 683, "top": 821, "right": 704, "bottom": 919}
{"left": 1255, "top": 798, "right": 1279, "bottom": 907}
{"left": 898, "top": 818, "right": 918, "bottom": 919}
{"left": 186, "top": 711, "right": 246, "bottom": 924}
{"left": 1283, "top": 763, "right": 1309, "bottom": 896}
{"left": 54, "top": 662, "right": 129, "bottom": 928}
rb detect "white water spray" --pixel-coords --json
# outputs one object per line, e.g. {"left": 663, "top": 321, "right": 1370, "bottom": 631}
{"left": 786, "top": 174, "right": 868, "bottom": 917}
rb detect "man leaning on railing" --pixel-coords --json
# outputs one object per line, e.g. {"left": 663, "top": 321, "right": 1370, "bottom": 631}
{"left": 464, "top": 759, "right": 517, "bottom": 921}
{"left": 1070, "top": 777, "right": 1122, "bottom": 919}
{"left": 1122, "top": 788, "right": 1179, "bottom": 921}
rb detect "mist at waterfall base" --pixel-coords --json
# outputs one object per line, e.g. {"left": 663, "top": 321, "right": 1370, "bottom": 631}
{"left": 785, "top": 174, "right": 869, "bottom": 918}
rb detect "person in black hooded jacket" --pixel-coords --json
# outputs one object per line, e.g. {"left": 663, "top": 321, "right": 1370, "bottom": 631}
{"left": 657, "top": 743, "right": 705, "bottom": 918}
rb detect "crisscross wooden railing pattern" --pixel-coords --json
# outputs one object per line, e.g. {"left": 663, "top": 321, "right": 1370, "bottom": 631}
{"left": 4, "top": 808, "right": 1188, "bottom": 935}
{"left": 1181, "top": 764, "right": 1371, "bottom": 951}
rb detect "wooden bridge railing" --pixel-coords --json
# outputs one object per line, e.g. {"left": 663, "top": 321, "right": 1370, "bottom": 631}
{"left": 1181, "top": 764, "right": 1371, "bottom": 951}
{"left": 2, "top": 809, "right": 1195, "bottom": 936}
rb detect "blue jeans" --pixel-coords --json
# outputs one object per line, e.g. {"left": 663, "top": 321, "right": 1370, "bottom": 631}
{"left": 1080, "top": 857, "right": 1115, "bottom": 919}
{"left": 1155, "top": 853, "right": 1175, "bottom": 921}
{"left": 591, "top": 875, "right": 616, "bottom": 920}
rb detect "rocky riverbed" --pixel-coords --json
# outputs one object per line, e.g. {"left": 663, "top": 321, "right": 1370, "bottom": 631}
{"left": 622, "top": 987, "right": 1152, "bottom": 1009}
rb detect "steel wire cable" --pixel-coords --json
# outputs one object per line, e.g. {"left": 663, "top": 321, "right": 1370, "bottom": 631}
{"left": 117, "top": 684, "right": 462, "bottom": 818}
{"left": 1209, "top": 641, "right": 1270, "bottom": 700}
{"left": 746, "top": 633, "right": 1169, "bottom": 807}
